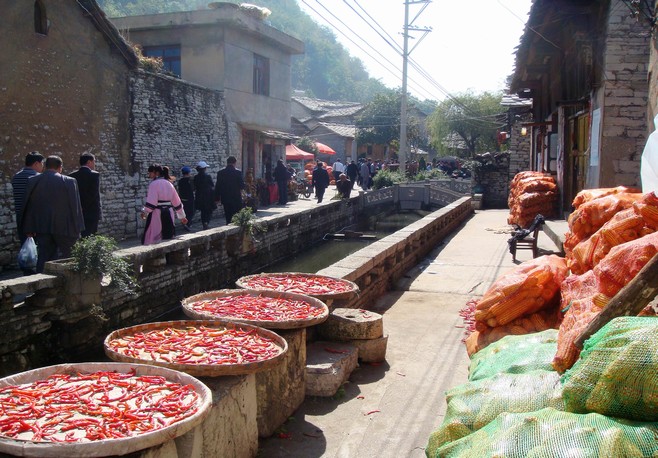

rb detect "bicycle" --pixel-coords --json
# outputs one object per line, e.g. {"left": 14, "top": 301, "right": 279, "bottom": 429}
{"left": 296, "top": 178, "right": 312, "bottom": 198}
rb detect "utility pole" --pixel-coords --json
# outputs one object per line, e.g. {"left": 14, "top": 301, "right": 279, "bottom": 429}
{"left": 399, "top": 0, "right": 432, "bottom": 174}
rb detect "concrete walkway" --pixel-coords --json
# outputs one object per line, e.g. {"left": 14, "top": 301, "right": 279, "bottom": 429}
{"left": 258, "top": 209, "right": 562, "bottom": 458}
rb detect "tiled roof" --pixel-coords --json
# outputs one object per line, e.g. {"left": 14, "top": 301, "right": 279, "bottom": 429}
{"left": 292, "top": 96, "right": 363, "bottom": 118}
{"left": 317, "top": 122, "right": 355, "bottom": 138}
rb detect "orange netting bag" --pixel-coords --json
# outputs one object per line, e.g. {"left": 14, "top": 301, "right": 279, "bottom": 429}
{"left": 593, "top": 230, "right": 658, "bottom": 297}
{"left": 633, "top": 191, "right": 658, "bottom": 229}
{"left": 508, "top": 172, "right": 557, "bottom": 228}
{"left": 571, "top": 186, "right": 641, "bottom": 209}
{"left": 474, "top": 255, "right": 567, "bottom": 328}
{"left": 568, "top": 208, "right": 651, "bottom": 275}
{"left": 564, "top": 192, "right": 643, "bottom": 255}
{"left": 553, "top": 271, "right": 608, "bottom": 373}
{"left": 466, "top": 308, "right": 561, "bottom": 357}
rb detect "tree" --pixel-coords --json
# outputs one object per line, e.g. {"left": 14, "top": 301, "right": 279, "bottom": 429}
{"left": 427, "top": 91, "right": 505, "bottom": 157}
{"left": 296, "top": 137, "right": 319, "bottom": 155}
{"left": 355, "top": 91, "right": 423, "bottom": 153}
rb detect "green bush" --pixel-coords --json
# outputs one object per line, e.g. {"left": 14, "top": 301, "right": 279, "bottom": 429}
{"left": 71, "top": 235, "right": 138, "bottom": 295}
{"left": 372, "top": 169, "right": 406, "bottom": 189}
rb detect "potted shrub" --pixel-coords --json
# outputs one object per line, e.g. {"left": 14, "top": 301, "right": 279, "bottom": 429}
{"left": 227, "top": 207, "right": 267, "bottom": 256}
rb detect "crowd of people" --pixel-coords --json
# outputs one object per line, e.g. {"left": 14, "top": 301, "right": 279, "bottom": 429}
{"left": 10, "top": 152, "right": 249, "bottom": 273}
{"left": 10, "top": 151, "right": 462, "bottom": 274}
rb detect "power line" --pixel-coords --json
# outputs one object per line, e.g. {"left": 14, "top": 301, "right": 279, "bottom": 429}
{"left": 303, "top": 0, "right": 445, "bottom": 101}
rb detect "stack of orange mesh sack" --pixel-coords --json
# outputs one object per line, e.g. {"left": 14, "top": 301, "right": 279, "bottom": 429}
{"left": 508, "top": 171, "right": 557, "bottom": 228}
{"left": 465, "top": 255, "right": 568, "bottom": 356}
{"left": 567, "top": 190, "right": 657, "bottom": 274}
{"left": 563, "top": 187, "right": 643, "bottom": 270}
{"left": 553, "top": 201, "right": 658, "bottom": 374}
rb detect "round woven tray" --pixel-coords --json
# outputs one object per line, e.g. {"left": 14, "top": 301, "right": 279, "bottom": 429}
{"left": 0, "top": 362, "right": 211, "bottom": 458}
{"left": 181, "top": 289, "right": 329, "bottom": 329}
{"left": 104, "top": 320, "right": 288, "bottom": 377}
{"left": 235, "top": 272, "right": 360, "bottom": 302}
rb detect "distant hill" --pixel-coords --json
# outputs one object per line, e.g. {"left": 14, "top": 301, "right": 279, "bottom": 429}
{"left": 98, "top": 0, "right": 392, "bottom": 103}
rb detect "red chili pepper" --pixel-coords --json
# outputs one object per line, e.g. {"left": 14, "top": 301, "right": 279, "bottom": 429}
{"left": 0, "top": 370, "right": 201, "bottom": 443}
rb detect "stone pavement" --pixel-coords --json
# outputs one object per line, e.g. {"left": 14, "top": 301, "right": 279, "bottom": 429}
{"left": 258, "top": 209, "right": 562, "bottom": 458}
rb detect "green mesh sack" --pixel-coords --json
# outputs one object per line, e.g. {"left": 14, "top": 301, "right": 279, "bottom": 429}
{"left": 468, "top": 329, "right": 558, "bottom": 381}
{"left": 426, "top": 371, "right": 564, "bottom": 456}
{"left": 562, "top": 316, "right": 658, "bottom": 421}
{"left": 430, "top": 408, "right": 658, "bottom": 458}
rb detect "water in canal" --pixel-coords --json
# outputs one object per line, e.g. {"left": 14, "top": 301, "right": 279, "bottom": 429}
{"left": 263, "top": 209, "right": 430, "bottom": 273}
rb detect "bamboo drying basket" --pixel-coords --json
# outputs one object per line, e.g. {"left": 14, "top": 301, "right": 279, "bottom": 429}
{"left": 181, "top": 289, "right": 329, "bottom": 329}
{"left": 0, "top": 362, "right": 211, "bottom": 457}
{"left": 104, "top": 320, "right": 288, "bottom": 377}
{"left": 235, "top": 272, "right": 359, "bottom": 303}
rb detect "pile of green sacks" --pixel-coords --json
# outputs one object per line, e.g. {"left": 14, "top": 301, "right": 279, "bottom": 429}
{"left": 426, "top": 319, "right": 658, "bottom": 457}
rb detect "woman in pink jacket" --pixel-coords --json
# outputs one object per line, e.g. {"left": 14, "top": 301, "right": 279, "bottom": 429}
{"left": 141, "top": 164, "right": 187, "bottom": 245}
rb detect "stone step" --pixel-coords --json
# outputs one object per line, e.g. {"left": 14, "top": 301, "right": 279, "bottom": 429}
{"left": 305, "top": 341, "right": 358, "bottom": 397}
{"left": 317, "top": 308, "right": 384, "bottom": 341}
{"left": 349, "top": 335, "right": 388, "bottom": 363}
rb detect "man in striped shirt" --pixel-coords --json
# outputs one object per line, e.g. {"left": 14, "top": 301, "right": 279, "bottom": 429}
{"left": 12, "top": 152, "right": 44, "bottom": 247}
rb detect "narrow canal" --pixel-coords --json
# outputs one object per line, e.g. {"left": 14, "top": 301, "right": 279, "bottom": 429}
{"left": 263, "top": 210, "right": 430, "bottom": 273}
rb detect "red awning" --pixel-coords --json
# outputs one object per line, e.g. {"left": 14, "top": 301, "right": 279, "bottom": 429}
{"left": 315, "top": 142, "right": 336, "bottom": 155}
{"left": 285, "top": 144, "right": 315, "bottom": 161}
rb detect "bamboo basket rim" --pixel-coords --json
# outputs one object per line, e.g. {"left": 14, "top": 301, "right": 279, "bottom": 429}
{"left": 181, "top": 289, "right": 329, "bottom": 329}
{"left": 0, "top": 362, "right": 211, "bottom": 457}
{"left": 235, "top": 272, "right": 360, "bottom": 301}
{"left": 104, "top": 320, "right": 288, "bottom": 377}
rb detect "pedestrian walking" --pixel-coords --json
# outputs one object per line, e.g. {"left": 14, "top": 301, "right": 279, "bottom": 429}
{"left": 360, "top": 160, "right": 371, "bottom": 190}
{"left": 21, "top": 155, "right": 85, "bottom": 273}
{"left": 178, "top": 166, "right": 195, "bottom": 231}
{"left": 273, "top": 159, "right": 290, "bottom": 205}
{"left": 12, "top": 151, "right": 44, "bottom": 248}
{"left": 194, "top": 161, "right": 215, "bottom": 230}
{"left": 215, "top": 156, "right": 245, "bottom": 225}
{"left": 312, "top": 161, "right": 330, "bottom": 203}
{"left": 346, "top": 160, "right": 358, "bottom": 189}
{"left": 332, "top": 158, "right": 344, "bottom": 182}
{"left": 69, "top": 152, "right": 101, "bottom": 237}
{"left": 141, "top": 164, "right": 187, "bottom": 245}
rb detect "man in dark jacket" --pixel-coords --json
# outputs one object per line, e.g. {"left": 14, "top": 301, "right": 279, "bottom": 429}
{"left": 69, "top": 152, "right": 101, "bottom": 237}
{"left": 311, "top": 161, "right": 330, "bottom": 203}
{"left": 273, "top": 159, "right": 290, "bottom": 205}
{"left": 22, "top": 155, "right": 85, "bottom": 273}
{"left": 177, "top": 166, "right": 195, "bottom": 231}
{"left": 214, "top": 156, "right": 245, "bottom": 225}
{"left": 345, "top": 160, "right": 358, "bottom": 190}
{"left": 194, "top": 161, "right": 215, "bottom": 230}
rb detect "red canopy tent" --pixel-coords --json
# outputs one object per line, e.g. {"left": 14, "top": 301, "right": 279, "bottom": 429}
{"left": 314, "top": 142, "right": 336, "bottom": 155}
{"left": 285, "top": 144, "right": 315, "bottom": 161}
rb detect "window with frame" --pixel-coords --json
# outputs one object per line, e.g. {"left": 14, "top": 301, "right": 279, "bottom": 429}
{"left": 253, "top": 54, "right": 270, "bottom": 96}
{"left": 142, "top": 45, "right": 181, "bottom": 77}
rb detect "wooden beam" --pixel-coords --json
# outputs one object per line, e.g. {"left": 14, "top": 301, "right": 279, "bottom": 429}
{"left": 574, "top": 252, "right": 658, "bottom": 349}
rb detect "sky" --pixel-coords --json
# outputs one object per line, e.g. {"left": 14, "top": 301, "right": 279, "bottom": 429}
{"left": 297, "top": 0, "right": 532, "bottom": 102}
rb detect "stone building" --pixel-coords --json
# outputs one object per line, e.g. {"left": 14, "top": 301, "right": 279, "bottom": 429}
{"left": 112, "top": 3, "right": 304, "bottom": 182}
{"left": 291, "top": 96, "right": 363, "bottom": 162}
{"left": 511, "top": 0, "right": 650, "bottom": 217}
{"left": 0, "top": 0, "right": 230, "bottom": 270}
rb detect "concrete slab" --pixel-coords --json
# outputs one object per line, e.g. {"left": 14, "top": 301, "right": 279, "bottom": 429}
{"left": 306, "top": 341, "right": 359, "bottom": 397}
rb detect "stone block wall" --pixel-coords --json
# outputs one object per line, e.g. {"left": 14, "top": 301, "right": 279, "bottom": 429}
{"left": 509, "top": 116, "right": 532, "bottom": 181}
{"left": 1, "top": 70, "right": 230, "bottom": 271}
{"left": 597, "top": 1, "right": 649, "bottom": 188}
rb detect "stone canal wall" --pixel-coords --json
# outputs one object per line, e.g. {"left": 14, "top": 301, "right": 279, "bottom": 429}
{"left": 0, "top": 195, "right": 473, "bottom": 376}
{"left": 318, "top": 197, "right": 473, "bottom": 309}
